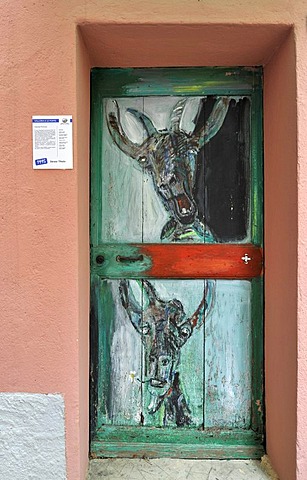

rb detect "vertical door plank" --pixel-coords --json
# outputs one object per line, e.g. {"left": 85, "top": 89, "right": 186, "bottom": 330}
{"left": 98, "top": 279, "right": 143, "bottom": 426}
{"left": 101, "top": 98, "right": 144, "bottom": 244}
{"left": 201, "top": 97, "right": 251, "bottom": 243}
{"left": 141, "top": 280, "right": 205, "bottom": 428}
{"left": 204, "top": 280, "right": 252, "bottom": 428}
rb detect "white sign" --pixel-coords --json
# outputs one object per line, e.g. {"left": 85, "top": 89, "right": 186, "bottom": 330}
{"left": 32, "top": 115, "right": 73, "bottom": 169}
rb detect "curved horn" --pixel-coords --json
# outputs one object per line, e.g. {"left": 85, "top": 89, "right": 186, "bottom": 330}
{"left": 127, "top": 108, "right": 157, "bottom": 137}
{"left": 119, "top": 280, "right": 142, "bottom": 331}
{"left": 142, "top": 280, "right": 158, "bottom": 306}
{"left": 195, "top": 97, "right": 230, "bottom": 149}
{"left": 170, "top": 98, "right": 187, "bottom": 132}
{"left": 204, "top": 279, "right": 216, "bottom": 321}
{"left": 188, "top": 280, "right": 216, "bottom": 329}
{"left": 106, "top": 100, "right": 150, "bottom": 160}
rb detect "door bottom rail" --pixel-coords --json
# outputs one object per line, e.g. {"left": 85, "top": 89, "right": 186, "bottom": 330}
{"left": 91, "top": 426, "right": 264, "bottom": 459}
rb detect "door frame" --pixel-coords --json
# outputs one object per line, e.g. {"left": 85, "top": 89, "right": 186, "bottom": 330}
{"left": 90, "top": 66, "right": 264, "bottom": 459}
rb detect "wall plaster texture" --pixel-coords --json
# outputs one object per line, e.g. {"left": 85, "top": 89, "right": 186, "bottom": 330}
{"left": 1, "top": 1, "right": 307, "bottom": 479}
{"left": 0, "top": 393, "right": 66, "bottom": 480}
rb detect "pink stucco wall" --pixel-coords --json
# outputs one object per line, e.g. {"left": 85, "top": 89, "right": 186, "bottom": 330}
{"left": 264, "top": 30, "right": 298, "bottom": 479}
{"left": 1, "top": 2, "right": 306, "bottom": 479}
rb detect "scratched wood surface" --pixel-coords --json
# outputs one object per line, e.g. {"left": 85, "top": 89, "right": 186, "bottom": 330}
{"left": 97, "top": 95, "right": 254, "bottom": 429}
{"left": 96, "top": 278, "right": 252, "bottom": 430}
{"left": 100, "top": 98, "right": 144, "bottom": 244}
{"left": 205, "top": 280, "right": 252, "bottom": 428}
{"left": 91, "top": 68, "right": 263, "bottom": 458}
{"left": 100, "top": 96, "right": 251, "bottom": 245}
{"left": 140, "top": 280, "right": 205, "bottom": 428}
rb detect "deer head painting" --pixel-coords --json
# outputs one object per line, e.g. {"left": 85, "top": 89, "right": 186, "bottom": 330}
{"left": 119, "top": 279, "right": 215, "bottom": 427}
{"left": 106, "top": 97, "right": 229, "bottom": 242}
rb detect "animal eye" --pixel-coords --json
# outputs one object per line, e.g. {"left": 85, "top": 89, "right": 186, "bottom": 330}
{"left": 138, "top": 156, "right": 147, "bottom": 164}
{"left": 188, "top": 148, "right": 197, "bottom": 155}
{"left": 141, "top": 324, "right": 150, "bottom": 335}
{"left": 161, "top": 358, "right": 170, "bottom": 366}
{"left": 180, "top": 325, "right": 191, "bottom": 339}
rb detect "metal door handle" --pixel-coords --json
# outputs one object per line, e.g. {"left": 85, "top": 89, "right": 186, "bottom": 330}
{"left": 116, "top": 255, "right": 144, "bottom": 263}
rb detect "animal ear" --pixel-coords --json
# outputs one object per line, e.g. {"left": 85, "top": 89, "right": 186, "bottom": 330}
{"left": 170, "top": 98, "right": 187, "bottom": 132}
{"left": 194, "top": 97, "right": 230, "bottom": 149}
{"left": 188, "top": 280, "right": 216, "bottom": 329}
{"left": 119, "top": 280, "right": 142, "bottom": 331}
{"left": 106, "top": 100, "right": 150, "bottom": 160}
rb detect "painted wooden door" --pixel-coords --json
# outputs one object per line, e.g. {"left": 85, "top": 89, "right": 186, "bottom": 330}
{"left": 90, "top": 68, "right": 263, "bottom": 458}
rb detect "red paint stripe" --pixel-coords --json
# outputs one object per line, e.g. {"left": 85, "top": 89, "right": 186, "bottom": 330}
{"left": 139, "top": 244, "right": 263, "bottom": 279}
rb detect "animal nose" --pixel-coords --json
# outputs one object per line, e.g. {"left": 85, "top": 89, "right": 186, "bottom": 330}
{"left": 169, "top": 176, "right": 176, "bottom": 186}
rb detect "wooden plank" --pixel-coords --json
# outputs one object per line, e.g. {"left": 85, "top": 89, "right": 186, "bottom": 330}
{"left": 141, "top": 96, "right": 206, "bottom": 244}
{"left": 97, "top": 279, "right": 143, "bottom": 428}
{"left": 140, "top": 280, "right": 205, "bottom": 428}
{"left": 92, "top": 244, "right": 263, "bottom": 279}
{"left": 100, "top": 98, "right": 143, "bottom": 243}
{"left": 251, "top": 83, "right": 263, "bottom": 245}
{"left": 91, "top": 67, "right": 262, "bottom": 98}
{"left": 141, "top": 245, "right": 262, "bottom": 278}
{"left": 251, "top": 277, "right": 264, "bottom": 432}
{"left": 204, "top": 280, "right": 252, "bottom": 428}
{"left": 91, "top": 441, "right": 264, "bottom": 460}
{"left": 95, "top": 425, "right": 263, "bottom": 444}
{"left": 91, "top": 426, "right": 264, "bottom": 459}
{"left": 203, "top": 97, "right": 251, "bottom": 242}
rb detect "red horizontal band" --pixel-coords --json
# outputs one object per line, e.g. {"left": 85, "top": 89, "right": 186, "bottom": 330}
{"left": 139, "top": 244, "right": 263, "bottom": 279}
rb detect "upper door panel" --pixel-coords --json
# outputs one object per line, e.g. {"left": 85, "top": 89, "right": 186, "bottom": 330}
{"left": 100, "top": 95, "right": 251, "bottom": 244}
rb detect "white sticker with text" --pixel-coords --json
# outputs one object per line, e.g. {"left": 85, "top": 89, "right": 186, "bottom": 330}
{"left": 32, "top": 115, "right": 73, "bottom": 169}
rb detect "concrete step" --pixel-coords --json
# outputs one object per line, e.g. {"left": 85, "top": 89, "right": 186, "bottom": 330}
{"left": 88, "top": 458, "right": 278, "bottom": 480}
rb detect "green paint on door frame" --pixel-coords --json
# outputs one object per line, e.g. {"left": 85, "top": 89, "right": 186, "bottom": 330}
{"left": 90, "top": 67, "right": 264, "bottom": 459}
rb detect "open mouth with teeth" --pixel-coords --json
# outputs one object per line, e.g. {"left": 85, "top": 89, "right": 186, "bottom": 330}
{"left": 147, "top": 379, "right": 172, "bottom": 413}
{"left": 150, "top": 379, "right": 167, "bottom": 388}
{"left": 172, "top": 193, "right": 196, "bottom": 225}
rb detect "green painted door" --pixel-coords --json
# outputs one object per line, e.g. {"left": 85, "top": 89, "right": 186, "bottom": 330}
{"left": 90, "top": 68, "right": 264, "bottom": 458}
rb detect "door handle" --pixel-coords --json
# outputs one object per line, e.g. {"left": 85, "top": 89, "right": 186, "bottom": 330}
{"left": 116, "top": 255, "right": 144, "bottom": 263}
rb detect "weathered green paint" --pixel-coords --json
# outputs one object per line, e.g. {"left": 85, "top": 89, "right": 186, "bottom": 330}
{"left": 91, "top": 67, "right": 261, "bottom": 98}
{"left": 90, "top": 67, "right": 264, "bottom": 458}
{"left": 251, "top": 81, "right": 264, "bottom": 245}
{"left": 91, "top": 245, "right": 152, "bottom": 278}
{"left": 91, "top": 278, "right": 261, "bottom": 444}
{"left": 251, "top": 276, "right": 264, "bottom": 433}
{"left": 91, "top": 426, "right": 264, "bottom": 459}
{"left": 204, "top": 280, "right": 252, "bottom": 428}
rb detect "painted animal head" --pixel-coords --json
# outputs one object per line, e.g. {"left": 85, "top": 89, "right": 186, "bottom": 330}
{"left": 119, "top": 279, "right": 215, "bottom": 414}
{"left": 107, "top": 98, "right": 229, "bottom": 238}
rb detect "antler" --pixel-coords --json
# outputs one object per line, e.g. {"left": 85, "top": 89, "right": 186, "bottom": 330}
{"left": 194, "top": 97, "right": 230, "bottom": 149}
{"left": 106, "top": 100, "right": 152, "bottom": 160}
